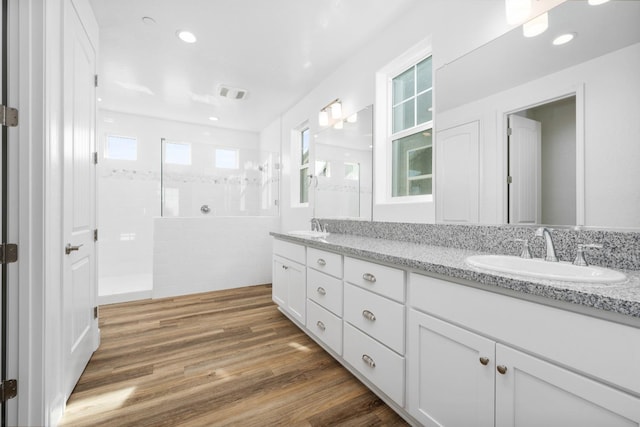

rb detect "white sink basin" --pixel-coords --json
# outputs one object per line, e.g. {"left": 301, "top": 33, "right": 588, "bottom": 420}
{"left": 466, "top": 255, "right": 627, "bottom": 284}
{"left": 286, "top": 230, "right": 329, "bottom": 238}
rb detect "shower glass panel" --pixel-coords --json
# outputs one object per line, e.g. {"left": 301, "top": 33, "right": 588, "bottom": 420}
{"left": 161, "top": 139, "right": 279, "bottom": 217}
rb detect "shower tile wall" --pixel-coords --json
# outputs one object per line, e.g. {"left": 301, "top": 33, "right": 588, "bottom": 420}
{"left": 97, "top": 111, "right": 262, "bottom": 303}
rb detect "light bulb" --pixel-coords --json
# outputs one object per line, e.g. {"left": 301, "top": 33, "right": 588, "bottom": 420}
{"left": 330, "top": 101, "right": 342, "bottom": 119}
{"left": 334, "top": 120, "right": 343, "bottom": 130}
{"left": 346, "top": 113, "right": 358, "bottom": 123}
{"left": 318, "top": 110, "right": 329, "bottom": 126}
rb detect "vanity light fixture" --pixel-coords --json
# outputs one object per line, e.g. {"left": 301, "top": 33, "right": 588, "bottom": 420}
{"left": 176, "top": 30, "right": 197, "bottom": 43}
{"left": 334, "top": 120, "right": 344, "bottom": 130}
{"left": 553, "top": 33, "right": 576, "bottom": 46}
{"left": 523, "top": 12, "right": 548, "bottom": 38}
{"left": 588, "top": 0, "right": 610, "bottom": 5}
{"left": 505, "top": 0, "right": 531, "bottom": 25}
{"left": 318, "top": 98, "right": 341, "bottom": 126}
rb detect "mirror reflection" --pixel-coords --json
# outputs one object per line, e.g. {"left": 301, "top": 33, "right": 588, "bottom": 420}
{"left": 312, "top": 105, "right": 373, "bottom": 220}
{"left": 435, "top": 0, "right": 640, "bottom": 229}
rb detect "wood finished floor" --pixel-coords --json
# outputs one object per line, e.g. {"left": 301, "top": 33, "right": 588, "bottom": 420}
{"left": 60, "top": 284, "right": 408, "bottom": 427}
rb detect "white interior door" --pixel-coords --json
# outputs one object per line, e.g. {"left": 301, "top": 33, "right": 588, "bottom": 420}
{"left": 62, "top": 0, "right": 98, "bottom": 399}
{"left": 508, "top": 115, "right": 541, "bottom": 225}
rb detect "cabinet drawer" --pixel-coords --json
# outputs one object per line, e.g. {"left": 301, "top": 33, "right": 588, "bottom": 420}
{"left": 273, "top": 239, "right": 305, "bottom": 264}
{"left": 307, "top": 268, "right": 343, "bottom": 316}
{"left": 344, "top": 283, "right": 405, "bottom": 354}
{"left": 307, "top": 247, "right": 343, "bottom": 278}
{"left": 343, "top": 323, "right": 405, "bottom": 406}
{"left": 306, "top": 300, "right": 343, "bottom": 355}
{"left": 344, "top": 257, "right": 405, "bottom": 302}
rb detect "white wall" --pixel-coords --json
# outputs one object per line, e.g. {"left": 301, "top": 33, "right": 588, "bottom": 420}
{"left": 266, "top": 0, "right": 565, "bottom": 229}
{"left": 153, "top": 217, "right": 278, "bottom": 298}
{"left": 97, "top": 110, "right": 261, "bottom": 300}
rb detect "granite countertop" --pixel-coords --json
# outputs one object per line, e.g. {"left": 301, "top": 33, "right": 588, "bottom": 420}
{"left": 271, "top": 231, "right": 640, "bottom": 321}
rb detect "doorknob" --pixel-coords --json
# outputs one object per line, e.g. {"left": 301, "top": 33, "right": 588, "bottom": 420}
{"left": 65, "top": 243, "right": 83, "bottom": 255}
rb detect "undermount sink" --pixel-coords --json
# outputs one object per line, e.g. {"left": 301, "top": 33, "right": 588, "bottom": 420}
{"left": 286, "top": 230, "right": 329, "bottom": 238}
{"left": 466, "top": 255, "right": 627, "bottom": 284}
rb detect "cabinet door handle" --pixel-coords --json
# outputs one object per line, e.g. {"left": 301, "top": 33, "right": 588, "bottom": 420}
{"left": 281, "top": 265, "right": 289, "bottom": 270}
{"left": 316, "top": 321, "right": 326, "bottom": 331}
{"left": 316, "top": 286, "right": 326, "bottom": 296}
{"left": 479, "top": 357, "right": 490, "bottom": 366}
{"left": 362, "top": 310, "right": 376, "bottom": 321}
{"left": 362, "top": 354, "right": 376, "bottom": 368}
{"left": 65, "top": 243, "right": 83, "bottom": 255}
{"left": 497, "top": 365, "right": 508, "bottom": 375}
{"left": 362, "top": 273, "right": 376, "bottom": 283}
{"left": 317, "top": 258, "right": 326, "bottom": 266}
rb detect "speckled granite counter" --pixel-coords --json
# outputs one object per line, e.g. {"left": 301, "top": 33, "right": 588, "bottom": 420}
{"left": 271, "top": 231, "right": 640, "bottom": 322}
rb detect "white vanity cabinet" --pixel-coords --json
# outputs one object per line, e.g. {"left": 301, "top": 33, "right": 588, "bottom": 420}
{"left": 272, "top": 240, "right": 306, "bottom": 325}
{"left": 408, "top": 273, "right": 640, "bottom": 427}
{"left": 343, "top": 257, "right": 406, "bottom": 406}
{"left": 305, "top": 248, "right": 344, "bottom": 355}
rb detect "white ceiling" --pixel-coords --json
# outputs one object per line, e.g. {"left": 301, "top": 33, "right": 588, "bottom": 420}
{"left": 89, "top": 0, "right": 419, "bottom": 132}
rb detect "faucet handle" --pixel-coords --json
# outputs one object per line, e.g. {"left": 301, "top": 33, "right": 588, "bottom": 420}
{"left": 514, "top": 238, "right": 532, "bottom": 259}
{"left": 573, "top": 243, "right": 603, "bottom": 266}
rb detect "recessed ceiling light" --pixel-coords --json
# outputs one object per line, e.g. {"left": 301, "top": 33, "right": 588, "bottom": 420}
{"left": 208, "top": 116, "right": 219, "bottom": 121}
{"left": 553, "top": 33, "right": 576, "bottom": 46}
{"left": 177, "top": 30, "right": 197, "bottom": 44}
{"left": 523, "top": 12, "right": 548, "bottom": 38}
{"left": 97, "top": 97, "right": 102, "bottom": 102}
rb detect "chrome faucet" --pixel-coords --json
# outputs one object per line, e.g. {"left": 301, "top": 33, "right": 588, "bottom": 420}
{"left": 311, "top": 218, "right": 322, "bottom": 232}
{"left": 535, "top": 227, "right": 558, "bottom": 262}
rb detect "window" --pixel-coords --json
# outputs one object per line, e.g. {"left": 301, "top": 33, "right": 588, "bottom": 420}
{"left": 391, "top": 56, "right": 433, "bottom": 197}
{"left": 164, "top": 142, "right": 191, "bottom": 165}
{"left": 105, "top": 135, "right": 137, "bottom": 160}
{"left": 215, "top": 148, "right": 239, "bottom": 169}
{"left": 316, "top": 160, "right": 330, "bottom": 177}
{"left": 299, "top": 128, "right": 310, "bottom": 204}
{"left": 345, "top": 162, "right": 359, "bottom": 180}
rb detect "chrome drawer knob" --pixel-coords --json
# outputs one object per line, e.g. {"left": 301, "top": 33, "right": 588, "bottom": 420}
{"left": 362, "top": 354, "right": 376, "bottom": 368}
{"left": 497, "top": 365, "right": 508, "bottom": 375}
{"left": 316, "top": 286, "right": 327, "bottom": 296}
{"left": 317, "top": 258, "right": 327, "bottom": 266}
{"left": 362, "top": 273, "right": 376, "bottom": 283}
{"left": 362, "top": 310, "right": 376, "bottom": 321}
{"left": 316, "top": 321, "right": 326, "bottom": 331}
{"left": 479, "top": 357, "right": 490, "bottom": 366}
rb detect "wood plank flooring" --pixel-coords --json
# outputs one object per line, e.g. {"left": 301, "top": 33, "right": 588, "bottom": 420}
{"left": 60, "top": 284, "right": 408, "bottom": 426}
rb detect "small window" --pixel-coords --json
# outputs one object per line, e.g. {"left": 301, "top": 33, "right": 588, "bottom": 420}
{"left": 165, "top": 142, "right": 191, "bottom": 165}
{"left": 105, "top": 135, "right": 137, "bottom": 160}
{"left": 299, "top": 128, "right": 310, "bottom": 203}
{"left": 345, "top": 162, "right": 359, "bottom": 180}
{"left": 392, "top": 131, "right": 432, "bottom": 197}
{"left": 215, "top": 148, "right": 239, "bottom": 169}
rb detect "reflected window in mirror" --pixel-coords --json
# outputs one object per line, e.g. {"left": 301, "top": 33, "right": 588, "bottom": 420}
{"left": 391, "top": 56, "right": 433, "bottom": 197}
{"left": 299, "top": 127, "right": 310, "bottom": 204}
{"left": 316, "top": 160, "right": 330, "bottom": 177}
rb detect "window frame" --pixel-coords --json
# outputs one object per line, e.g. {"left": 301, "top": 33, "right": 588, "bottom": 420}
{"left": 291, "top": 125, "right": 311, "bottom": 207}
{"left": 375, "top": 37, "right": 434, "bottom": 205}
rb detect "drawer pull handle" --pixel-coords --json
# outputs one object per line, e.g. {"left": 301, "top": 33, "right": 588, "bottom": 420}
{"left": 362, "top": 354, "right": 376, "bottom": 368}
{"left": 317, "top": 258, "right": 326, "bottom": 266}
{"left": 362, "top": 273, "right": 376, "bottom": 283}
{"left": 479, "top": 357, "right": 490, "bottom": 366}
{"left": 316, "top": 286, "right": 327, "bottom": 296}
{"left": 497, "top": 365, "right": 508, "bottom": 375}
{"left": 316, "top": 321, "right": 326, "bottom": 331}
{"left": 362, "top": 310, "right": 376, "bottom": 321}
{"left": 281, "top": 265, "right": 289, "bottom": 270}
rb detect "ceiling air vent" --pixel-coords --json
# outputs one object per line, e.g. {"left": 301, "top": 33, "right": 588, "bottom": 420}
{"left": 218, "top": 85, "right": 248, "bottom": 100}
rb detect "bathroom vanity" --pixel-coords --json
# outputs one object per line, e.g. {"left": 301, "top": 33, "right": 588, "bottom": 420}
{"left": 271, "top": 227, "right": 640, "bottom": 426}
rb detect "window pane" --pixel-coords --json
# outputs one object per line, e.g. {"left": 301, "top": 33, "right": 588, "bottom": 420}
{"left": 106, "top": 135, "right": 137, "bottom": 160}
{"left": 416, "top": 56, "right": 432, "bottom": 93}
{"left": 392, "top": 131, "right": 433, "bottom": 197}
{"left": 417, "top": 90, "right": 433, "bottom": 125}
{"left": 215, "top": 148, "right": 239, "bottom": 169}
{"left": 300, "top": 167, "right": 309, "bottom": 203}
{"left": 301, "top": 128, "right": 310, "bottom": 165}
{"left": 316, "top": 160, "right": 330, "bottom": 177}
{"left": 165, "top": 142, "right": 191, "bottom": 165}
{"left": 392, "top": 66, "right": 415, "bottom": 104}
{"left": 392, "top": 100, "right": 415, "bottom": 133}
{"left": 345, "top": 162, "right": 359, "bottom": 180}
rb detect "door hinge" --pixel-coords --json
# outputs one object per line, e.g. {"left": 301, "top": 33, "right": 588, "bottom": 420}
{"left": 1, "top": 105, "right": 18, "bottom": 127}
{"left": 93, "top": 152, "right": 98, "bottom": 165}
{"left": 1, "top": 379, "right": 17, "bottom": 402}
{"left": 0, "top": 243, "right": 18, "bottom": 264}
{"left": 94, "top": 229, "right": 98, "bottom": 242}
{"left": 507, "top": 175, "right": 513, "bottom": 184}
{"left": 507, "top": 127, "right": 513, "bottom": 136}
{"left": 94, "top": 74, "right": 99, "bottom": 87}
{"left": 94, "top": 306, "right": 99, "bottom": 319}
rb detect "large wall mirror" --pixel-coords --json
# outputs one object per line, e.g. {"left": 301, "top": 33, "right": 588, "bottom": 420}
{"left": 312, "top": 105, "right": 373, "bottom": 220}
{"left": 435, "top": 0, "right": 640, "bottom": 229}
